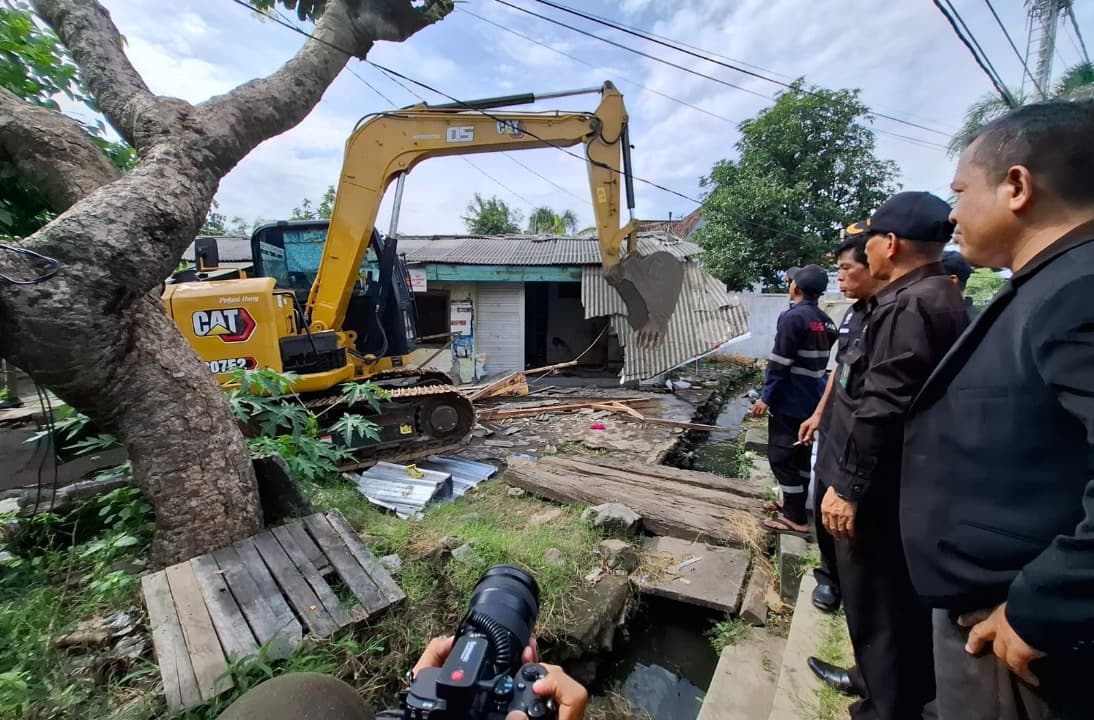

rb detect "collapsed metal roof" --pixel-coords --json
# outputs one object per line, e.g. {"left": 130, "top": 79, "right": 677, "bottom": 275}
{"left": 582, "top": 262, "right": 749, "bottom": 383}
{"left": 397, "top": 231, "right": 700, "bottom": 266}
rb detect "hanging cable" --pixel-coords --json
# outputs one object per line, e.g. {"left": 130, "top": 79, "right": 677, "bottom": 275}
{"left": 459, "top": 7, "right": 741, "bottom": 126}
{"left": 1066, "top": 5, "right": 1091, "bottom": 65}
{"left": 228, "top": 0, "right": 819, "bottom": 245}
{"left": 933, "top": 0, "right": 1017, "bottom": 107}
{"left": 0, "top": 244, "right": 61, "bottom": 286}
{"left": 983, "top": 0, "right": 1045, "bottom": 97}
{"left": 524, "top": 0, "right": 954, "bottom": 140}
{"left": 496, "top": 0, "right": 949, "bottom": 150}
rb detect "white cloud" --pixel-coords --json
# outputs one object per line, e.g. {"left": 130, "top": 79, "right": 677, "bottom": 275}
{"left": 93, "top": 0, "right": 1094, "bottom": 232}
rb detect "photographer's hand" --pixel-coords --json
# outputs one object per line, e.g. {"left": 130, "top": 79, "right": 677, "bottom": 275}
{"left": 531, "top": 664, "right": 588, "bottom": 720}
{"left": 411, "top": 635, "right": 540, "bottom": 678}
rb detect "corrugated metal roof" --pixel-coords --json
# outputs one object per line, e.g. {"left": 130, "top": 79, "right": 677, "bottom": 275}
{"left": 397, "top": 231, "right": 700, "bottom": 266}
{"left": 582, "top": 263, "right": 749, "bottom": 382}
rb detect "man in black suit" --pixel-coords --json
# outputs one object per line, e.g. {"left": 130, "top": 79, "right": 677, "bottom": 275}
{"left": 902, "top": 101, "right": 1094, "bottom": 719}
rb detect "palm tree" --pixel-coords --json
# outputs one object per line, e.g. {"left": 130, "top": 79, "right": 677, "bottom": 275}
{"left": 949, "top": 62, "right": 1093, "bottom": 155}
{"left": 527, "top": 206, "right": 579, "bottom": 235}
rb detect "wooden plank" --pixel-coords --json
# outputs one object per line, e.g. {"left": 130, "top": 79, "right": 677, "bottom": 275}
{"left": 504, "top": 463, "right": 754, "bottom": 546}
{"left": 325, "top": 509, "right": 406, "bottom": 606}
{"left": 635, "top": 536, "right": 750, "bottom": 614}
{"left": 476, "top": 397, "right": 652, "bottom": 420}
{"left": 164, "top": 562, "right": 233, "bottom": 701}
{"left": 533, "top": 456, "right": 760, "bottom": 512}
{"left": 190, "top": 555, "right": 259, "bottom": 662}
{"left": 286, "top": 521, "right": 329, "bottom": 574}
{"left": 252, "top": 530, "right": 338, "bottom": 636}
{"left": 215, "top": 543, "right": 301, "bottom": 660}
{"left": 302, "top": 514, "right": 387, "bottom": 618}
{"left": 271, "top": 524, "right": 352, "bottom": 628}
{"left": 142, "top": 570, "right": 200, "bottom": 711}
{"left": 541, "top": 455, "right": 768, "bottom": 500}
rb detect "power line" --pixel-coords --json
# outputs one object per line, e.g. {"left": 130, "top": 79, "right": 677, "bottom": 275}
{"left": 1066, "top": 5, "right": 1091, "bottom": 65}
{"left": 503, "top": 154, "right": 587, "bottom": 204}
{"left": 459, "top": 8, "right": 741, "bottom": 126}
{"left": 933, "top": 0, "right": 1017, "bottom": 107}
{"left": 228, "top": 0, "right": 817, "bottom": 244}
{"left": 525, "top": 0, "right": 954, "bottom": 140}
{"left": 497, "top": 0, "right": 949, "bottom": 150}
{"left": 983, "top": 0, "right": 1046, "bottom": 96}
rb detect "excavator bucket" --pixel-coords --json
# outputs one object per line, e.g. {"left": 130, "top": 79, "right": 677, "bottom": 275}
{"left": 605, "top": 251, "right": 684, "bottom": 347}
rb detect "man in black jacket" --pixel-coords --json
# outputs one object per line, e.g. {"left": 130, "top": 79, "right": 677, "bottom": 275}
{"left": 815, "top": 191, "right": 969, "bottom": 720}
{"left": 902, "top": 101, "right": 1094, "bottom": 719}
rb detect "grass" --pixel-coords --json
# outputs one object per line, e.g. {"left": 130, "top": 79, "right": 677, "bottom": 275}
{"left": 706, "top": 617, "right": 749, "bottom": 651}
{"left": 556, "top": 440, "right": 611, "bottom": 457}
{"left": 1, "top": 476, "right": 609, "bottom": 719}
{"left": 814, "top": 611, "right": 854, "bottom": 720}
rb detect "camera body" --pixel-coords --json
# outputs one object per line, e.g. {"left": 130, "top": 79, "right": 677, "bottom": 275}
{"left": 399, "top": 566, "right": 555, "bottom": 720}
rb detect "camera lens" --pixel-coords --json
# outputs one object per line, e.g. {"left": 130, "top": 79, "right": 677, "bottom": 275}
{"left": 463, "top": 565, "right": 540, "bottom": 675}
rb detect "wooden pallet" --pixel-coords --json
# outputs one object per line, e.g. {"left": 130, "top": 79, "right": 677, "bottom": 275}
{"left": 141, "top": 509, "right": 404, "bottom": 711}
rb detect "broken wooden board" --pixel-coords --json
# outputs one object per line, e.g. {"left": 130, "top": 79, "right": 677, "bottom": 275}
{"left": 141, "top": 510, "right": 403, "bottom": 711}
{"left": 476, "top": 397, "right": 654, "bottom": 421}
{"left": 635, "top": 536, "right": 751, "bottom": 614}
{"left": 538, "top": 455, "right": 768, "bottom": 501}
{"left": 504, "top": 456, "right": 763, "bottom": 546}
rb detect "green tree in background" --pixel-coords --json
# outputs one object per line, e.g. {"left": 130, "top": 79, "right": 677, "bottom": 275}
{"left": 527, "top": 206, "right": 578, "bottom": 234}
{"left": 948, "top": 62, "right": 1094, "bottom": 155}
{"left": 462, "top": 193, "right": 522, "bottom": 235}
{"left": 289, "top": 185, "right": 336, "bottom": 220}
{"left": 695, "top": 80, "right": 899, "bottom": 291}
{"left": 0, "top": 1, "right": 135, "bottom": 237}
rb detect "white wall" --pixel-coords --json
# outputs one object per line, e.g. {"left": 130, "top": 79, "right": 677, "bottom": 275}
{"left": 723, "top": 292, "right": 852, "bottom": 367}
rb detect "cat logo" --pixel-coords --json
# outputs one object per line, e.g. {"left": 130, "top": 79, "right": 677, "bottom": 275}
{"left": 192, "top": 307, "right": 256, "bottom": 343}
{"left": 496, "top": 120, "right": 526, "bottom": 138}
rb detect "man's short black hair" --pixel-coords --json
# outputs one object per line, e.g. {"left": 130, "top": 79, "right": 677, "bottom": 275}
{"left": 941, "top": 250, "right": 972, "bottom": 288}
{"left": 971, "top": 100, "right": 1094, "bottom": 208}
{"left": 835, "top": 235, "right": 868, "bottom": 266}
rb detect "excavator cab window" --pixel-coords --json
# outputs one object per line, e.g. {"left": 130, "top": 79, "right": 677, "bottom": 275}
{"left": 252, "top": 221, "right": 379, "bottom": 304}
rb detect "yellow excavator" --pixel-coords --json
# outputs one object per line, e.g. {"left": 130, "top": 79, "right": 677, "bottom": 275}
{"left": 163, "top": 81, "right": 684, "bottom": 462}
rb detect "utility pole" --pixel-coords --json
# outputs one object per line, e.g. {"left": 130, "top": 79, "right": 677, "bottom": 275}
{"left": 1030, "top": 0, "right": 1066, "bottom": 100}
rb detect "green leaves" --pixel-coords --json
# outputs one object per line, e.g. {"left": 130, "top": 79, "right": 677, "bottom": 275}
{"left": 462, "top": 193, "right": 522, "bottom": 235}
{"left": 696, "top": 81, "right": 899, "bottom": 291}
{"left": 227, "top": 368, "right": 387, "bottom": 482}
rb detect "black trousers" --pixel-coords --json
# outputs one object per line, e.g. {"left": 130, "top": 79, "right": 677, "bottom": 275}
{"left": 835, "top": 485, "right": 935, "bottom": 720}
{"left": 767, "top": 413, "right": 810, "bottom": 525}
{"left": 932, "top": 609, "right": 1088, "bottom": 720}
{"left": 812, "top": 472, "right": 840, "bottom": 591}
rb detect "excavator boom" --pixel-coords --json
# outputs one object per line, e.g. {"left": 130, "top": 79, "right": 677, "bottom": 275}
{"left": 308, "top": 81, "right": 682, "bottom": 343}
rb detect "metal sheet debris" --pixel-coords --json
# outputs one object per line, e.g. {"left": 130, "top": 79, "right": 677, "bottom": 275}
{"left": 417, "top": 455, "right": 498, "bottom": 498}
{"left": 351, "top": 462, "right": 452, "bottom": 519}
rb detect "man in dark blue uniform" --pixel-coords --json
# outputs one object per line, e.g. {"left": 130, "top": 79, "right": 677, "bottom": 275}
{"left": 751, "top": 264, "right": 837, "bottom": 536}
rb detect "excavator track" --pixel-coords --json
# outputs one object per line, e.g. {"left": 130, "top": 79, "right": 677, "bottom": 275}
{"left": 304, "top": 369, "right": 476, "bottom": 469}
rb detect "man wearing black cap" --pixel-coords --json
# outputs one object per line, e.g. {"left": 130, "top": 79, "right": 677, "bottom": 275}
{"left": 903, "top": 101, "right": 1094, "bottom": 719}
{"left": 815, "top": 191, "right": 969, "bottom": 720}
{"left": 941, "top": 249, "right": 977, "bottom": 320}
{"left": 751, "top": 264, "right": 837, "bottom": 537}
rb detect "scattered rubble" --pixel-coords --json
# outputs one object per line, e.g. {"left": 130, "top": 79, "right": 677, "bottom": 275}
{"left": 581, "top": 502, "right": 641, "bottom": 531}
{"left": 379, "top": 554, "right": 403, "bottom": 575}
{"left": 529, "top": 507, "right": 564, "bottom": 526}
{"left": 598, "top": 538, "right": 639, "bottom": 573}
{"left": 451, "top": 543, "right": 477, "bottom": 564}
{"left": 543, "top": 548, "right": 566, "bottom": 567}
{"left": 507, "top": 487, "right": 526, "bottom": 498}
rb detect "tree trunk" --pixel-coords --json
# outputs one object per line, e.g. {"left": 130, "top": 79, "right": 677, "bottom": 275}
{"left": 0, "top": 0, "right": 450, "bottom": 566}
{"left": 111, "top": 296, "right": 262, "bottom": 564}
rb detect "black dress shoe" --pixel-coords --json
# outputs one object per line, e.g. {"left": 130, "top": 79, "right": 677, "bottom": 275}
{"left": 811, "top": 582, "right": 841, "bottom": 613}
{"left": 807, "top": 657, "right": 862, "bottom": 697}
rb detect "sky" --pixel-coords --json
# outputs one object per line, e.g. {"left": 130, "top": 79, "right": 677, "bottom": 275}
{"left": 85, "top": 0, "right": 1094, "bottom": 235}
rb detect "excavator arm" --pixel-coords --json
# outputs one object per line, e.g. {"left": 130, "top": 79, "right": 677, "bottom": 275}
{"left": 307, "top": 81, "right": 682, "bottom": 346}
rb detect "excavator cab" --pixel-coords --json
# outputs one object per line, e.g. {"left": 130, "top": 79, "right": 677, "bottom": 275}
{"left": 251, "top": 220, "right": 418, "bottom": 363}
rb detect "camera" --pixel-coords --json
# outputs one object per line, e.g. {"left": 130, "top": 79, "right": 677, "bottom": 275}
{"left": 400, "top": 565, "right": 556, "bottom": 719}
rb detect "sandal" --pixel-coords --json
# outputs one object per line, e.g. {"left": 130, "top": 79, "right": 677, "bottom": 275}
{"left": 760, "top": 516, "right": 811, "bottom": 539}
{"left": 763, "top": 500, "right": 783, "bottom": 513}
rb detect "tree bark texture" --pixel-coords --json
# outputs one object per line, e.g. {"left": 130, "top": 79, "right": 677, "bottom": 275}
{"left": 0, "top": 0, "right": 449, "bottom": 565}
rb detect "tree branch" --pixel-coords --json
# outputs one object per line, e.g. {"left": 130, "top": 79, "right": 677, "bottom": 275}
{"left": 0, "top": 87, "right": 120, "bottom": 212}
{"left": 197, "top": 0, "right": 449, "bottom": 175}
{"left": 31, "top": 0, "right": 162, "bottom": 151}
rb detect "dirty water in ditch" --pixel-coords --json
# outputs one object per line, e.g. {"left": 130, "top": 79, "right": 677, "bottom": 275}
{"left": 592, "top": 596, "right": 723, "bottom": 720}
{"left": 588, "top": 394, "right": 756, "bottom": 718}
